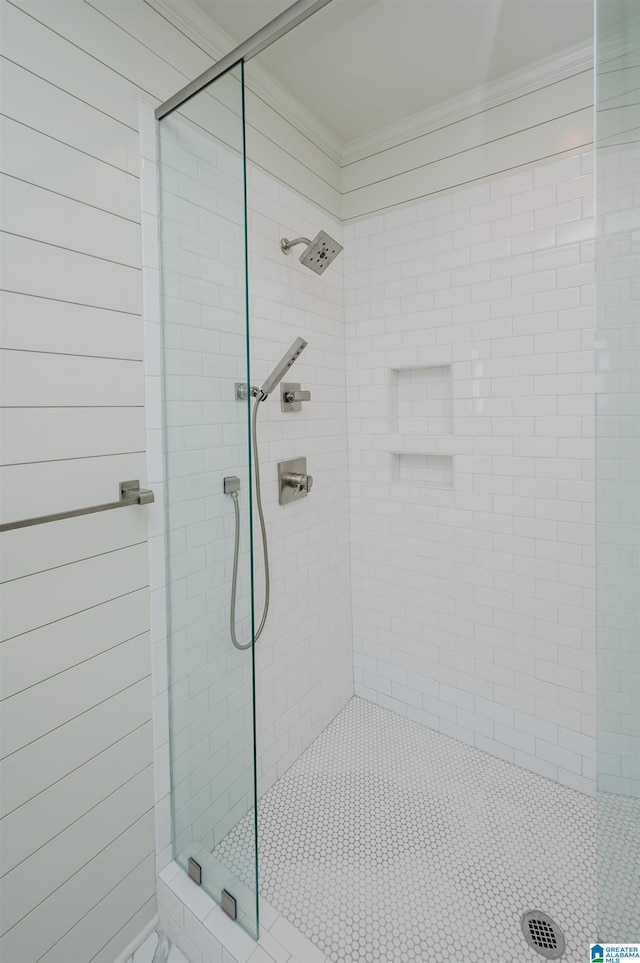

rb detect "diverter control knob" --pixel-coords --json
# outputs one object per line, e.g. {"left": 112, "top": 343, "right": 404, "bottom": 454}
{"left": 283, "top": 471, "right": 313, "bottom": 494}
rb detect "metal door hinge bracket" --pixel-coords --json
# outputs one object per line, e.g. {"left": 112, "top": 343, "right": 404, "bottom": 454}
{"left": 221, "top": 889, "right": 237, "bottom": 920}
{"left": 188, "top": 858, "right": 202, "bottom": 885}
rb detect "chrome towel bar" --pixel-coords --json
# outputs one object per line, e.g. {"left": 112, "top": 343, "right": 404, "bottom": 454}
{"left": 0, "top": 480, "right": 155, "bottom": 533}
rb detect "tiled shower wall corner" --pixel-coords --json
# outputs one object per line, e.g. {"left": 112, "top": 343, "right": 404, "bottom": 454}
{"left": 345, "top": 151, "right": 597, "bottom": 795}
{"left": 246, "top": 166, "right": 353, "bottom": 798}
{"left": 596, "top": 136, "right": 640, "bottom": 798}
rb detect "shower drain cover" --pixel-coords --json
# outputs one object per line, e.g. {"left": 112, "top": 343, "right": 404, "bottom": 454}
{"left": 521, "top": 911, "right": 566, "bottom": 959}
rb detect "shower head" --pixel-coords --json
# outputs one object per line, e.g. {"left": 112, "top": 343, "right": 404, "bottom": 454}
{"left": 259, "top": 337, "right": 308, "bottom": 399}
{"left": 280, "top": 230, "right": 343, "bottom": 275}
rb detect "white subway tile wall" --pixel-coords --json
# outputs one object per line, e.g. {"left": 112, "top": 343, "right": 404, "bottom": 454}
{"left": 595, "top": 136, "right": 640, "bottom": 798}
{"left": 345, "top": 151, "right": 596, "bottom": 795}
{"left": 390, "top": 364, "right": 453, "bottom": 434}
{"left": 246, "top": 166, "right": 353, "bottom": 798}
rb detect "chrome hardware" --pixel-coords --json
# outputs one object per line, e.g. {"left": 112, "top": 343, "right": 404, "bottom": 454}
{"left": 120, "top": 480, "right": 154, "bottom": 505}
{"left": 285, "top": 390, "right": 311, "bottom": 403}
{"left": 0, "top": 480, "right": 155, "bottom": 533}
{"left": 280, "top": 231, "right": 343, "bottom": 275}
{"left": 237, "top": 339, "right": 308, "bottom": 404}
{"left": 224, "top": 475, "right": 240, "bottom": 494}
{"left": 221, "top": 889, "right": 237, "bottom": 920}
{"left": 278, "top": 457, "right": 313, "bottom": 504}
{"left": 284, "top": 471, "right": 313, "bottom": 494}
{"left": 235, "top": 382, "right": 260, "bottom": 401}
{"left": 188, "top": 858, "right": 202, "bottom": 886}
{"left": 260, "top": 337, "right": 307, "bottom": 398}
{"left": 281, "top": 382, "right": 311, "bottom": 412}
{"left": 155, "top": 0, "right": 334, "bottom": 121}
{"left": 280, "top": 236, "right": 311, "bottom": 255}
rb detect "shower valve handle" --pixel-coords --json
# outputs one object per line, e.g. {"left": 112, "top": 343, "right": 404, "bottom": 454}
{"left": 283, "top": 471, "right": 313, "bottom": 494}
{"left": 283, "top": 389, "right": 311, "bottom": 404}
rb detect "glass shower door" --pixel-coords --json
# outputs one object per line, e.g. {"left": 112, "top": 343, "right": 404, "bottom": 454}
{"left": 157, "top": 62, "right": 259, "bottom": 938}
{"left": 594, "top": 0, "right": 640, "bottom": 940}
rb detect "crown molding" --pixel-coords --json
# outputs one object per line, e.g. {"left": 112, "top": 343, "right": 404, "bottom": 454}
{"left": 148, "top": 3, "right": 593, "bottom": 175}
{"left": 147, "top": 0, "right": 343, "bottom": 164}
{"left": 147, "top": 0, "right": 228, "bottom": 61}
{"left": 341, "top": 40, "right": 594, "bottom": 166}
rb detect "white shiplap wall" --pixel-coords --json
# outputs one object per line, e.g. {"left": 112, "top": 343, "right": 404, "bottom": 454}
{"left": 0, "top": 0, "right": 158, "bottom": 957}
{"left": 340, "top": 52, "right": 593, "bottom": 219}
{"left": 0, "top": 2, "right": 194, "bottom": 961}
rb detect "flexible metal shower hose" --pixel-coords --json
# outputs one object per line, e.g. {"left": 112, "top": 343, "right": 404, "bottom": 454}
{"left": 229, "top": 395, "right": 270, "bottom": 650}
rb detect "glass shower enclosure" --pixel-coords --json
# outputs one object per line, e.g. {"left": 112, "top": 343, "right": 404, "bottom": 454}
{"left": 157, "top": 62, "right": 259, "bottom": 938}
{"left": 152, "top": 0, "right": 640, "bottom": 949}
{"left": 595, "top": 0, "right": 640, "bottom": 939}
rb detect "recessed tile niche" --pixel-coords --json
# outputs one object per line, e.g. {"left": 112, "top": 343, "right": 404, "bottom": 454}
{"left": 392, "top": 452, "right": 454, "bottom": 489}
{"left": 390, "top": 365, "right": 452, "bottom": 434}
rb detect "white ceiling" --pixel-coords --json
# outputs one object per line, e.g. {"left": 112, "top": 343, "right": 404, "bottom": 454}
{"left": 192, "top": 0, "right": 593, "bottom": 144}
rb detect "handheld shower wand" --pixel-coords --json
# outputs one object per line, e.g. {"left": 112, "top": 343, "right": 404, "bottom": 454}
{"left": 258, "top": 337, "right": 307, "bottom": 399}
{"left": 227, "top": 338, "right": 308, "bottom": 651}
{"left": 235, "top": 337, "right": 308, "bottom": 403}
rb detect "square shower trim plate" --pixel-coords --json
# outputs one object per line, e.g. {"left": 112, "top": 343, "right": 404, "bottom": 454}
{"left": 278, "top": 457, "right": 310, "bottom": 505}
{"left": 281, "top": 382, "right": 304, "bottom": 412}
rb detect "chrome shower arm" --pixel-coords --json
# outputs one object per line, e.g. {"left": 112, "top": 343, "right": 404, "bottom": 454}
{"left": 280, "top": 237, "right": 312, "bottom": 254}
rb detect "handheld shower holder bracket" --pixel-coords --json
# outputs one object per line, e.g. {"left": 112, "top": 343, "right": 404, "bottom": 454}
{"left": 235, "top": 382, "right": 249, "bottom": 401}
{"left": 235, "top": 383, "right": 264, "bottom": 401}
